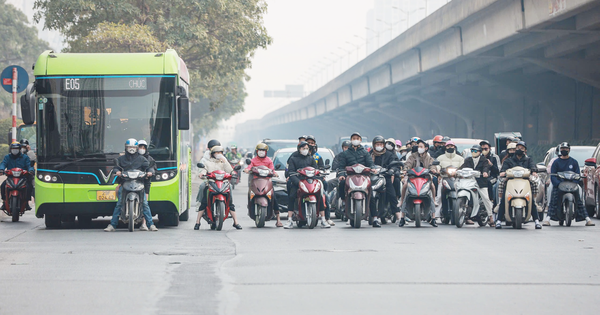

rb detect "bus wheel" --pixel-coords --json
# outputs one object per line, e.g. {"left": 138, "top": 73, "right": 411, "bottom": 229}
{"left": 45, "top": 214, "right": 61, "bottom": 229}
{"left": 179, "top": 209, "right": 189, "bottom": 221}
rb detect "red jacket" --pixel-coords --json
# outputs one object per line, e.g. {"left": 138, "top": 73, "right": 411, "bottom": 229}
{"left": 245, "top": 156, "right": 274, "bottom": 171}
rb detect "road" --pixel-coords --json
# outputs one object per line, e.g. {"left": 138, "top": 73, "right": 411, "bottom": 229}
{"left": 1, "top": 174, "right": 599, "bottom": 314}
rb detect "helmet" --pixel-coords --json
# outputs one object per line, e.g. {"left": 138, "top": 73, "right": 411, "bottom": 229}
{"left": 479, "top": 140, "right": 491, "bottom": 147}
{"left": 138, "top": 140, "right": 148, "bottom": 147}
{"left": 559, "top": 142, "right": 570, "bottom": 149}
{"left": 517, "top": 141, "right": 527, "bottom": 149}
{"left": 10, "top": 142, "right": 21, "bottom": 150}
{"left": 306, "top": 135, "right": 316, "bottom": 142}
{"left": 341, "top": 140, "right": 351, "bottom": 148}
{"left": 231, "top": 144, "right": 237, "bottom": 149}
{"left": 372, "top": 135, "right": 385, "bottom": 147}
{"left": 351, "top": 132, "right": 362, "bottom": 139}
{"left": 125, "top": 138, "right": 138, "bottom": 154}
{"left": 298, "top": 141, "right": 309, "bottom": 151}
{"left": 395, "top": 140, "right": 402, "bottom": 147}
{"left": 207, "top": 139, "right": 221, "bottom": 150}
{"left": 256, "top": 143, "right": 269, "bottom": 151}
{"left": 471, "top": 144, "right": 482, "bottom": 152}
{"left": 410, "top": 137, "right": 420, "bottom": 144}
{"left": 19, "top": 139, "right": 29, "bottom": 146}
{"left": 399, "top": 145, "right": 407, "bottom": 152}
{"left": 210, "top": 146, "right": 224, "bottom": 153}
{"left": 445, "top": 140, "right": 455, "bottom": 146}
{"left": 441, "top": 136, "right": 451, "bottom": 143}
{"left": 433, "top": 135, "right": 443, "bottom": 143}
{"left": 298, "top": 135, "right": 307, "bottom": 140}
{"left": 416, "top": 138, "right": 427, "bottom": 146}
{"left": 507, "top": 143, "right": 517, "bottom": 150}
{"left": 385, "top": 138, "right": 395, "bottom": 145}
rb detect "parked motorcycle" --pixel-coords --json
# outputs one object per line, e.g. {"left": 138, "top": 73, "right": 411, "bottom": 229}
{"left": 117, "top": 168, "right": 147, "bottom": 232}
{"left": 342, "top": 164, "right": 374, "bottom": 228}
{"left": 198, "top": 163, "right": 242, "bottom": 230}
{"left": 554, "top": 171, "right": 581, "bottom": 226}
{"left": 440, "top": 166, "right": 458, "bottom": 225}
{"left": 1, "top": 168, "right": 30, "bottom": 222}
{"left": 290, "top": 166, "right": 328, "bottom": 229}
{"left": 246, "top": 160, "right": 275, "bottom": 228}
{"left": 502, "top": 166, "right": 534, "bottom": 229}
{"left": 404, "top": 166, "right": 434, "bottom": 227}
{"left": 454, "top": 168, "right": 488, "bottom": 228}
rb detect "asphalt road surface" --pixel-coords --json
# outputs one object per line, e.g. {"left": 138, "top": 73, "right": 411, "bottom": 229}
{"left": 1, "top": 174, "right": 599, "bottom": 314}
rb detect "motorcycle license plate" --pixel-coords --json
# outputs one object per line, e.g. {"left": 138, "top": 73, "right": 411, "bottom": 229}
{"left": 96, "top": 191, "right": 116, "bottom": 201}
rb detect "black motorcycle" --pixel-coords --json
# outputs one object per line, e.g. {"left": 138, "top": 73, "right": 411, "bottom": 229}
{"left": 118, "top": 168, "right": 147, "bottom": 232}
{"left": 554, "top": 171, "right": 581, "bottom": 227}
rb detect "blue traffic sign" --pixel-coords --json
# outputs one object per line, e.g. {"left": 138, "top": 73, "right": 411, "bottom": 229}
{"left": 1, "top": 65, "right": 29, "bottom": 93}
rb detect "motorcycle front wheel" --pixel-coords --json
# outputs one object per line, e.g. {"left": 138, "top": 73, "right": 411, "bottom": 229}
{"left": 216, "top": 201, "right": 225, "bottom": 231}
{"left": 455, "top": 198, "right": 466, "bottom": 228}
{"left": 10, "top": 196, "right": 19, "bottom": 222}
{"left": 306, "top": 203, "right": 317, "bottom": 229}
{"left": 566, "top": 201, "right": 574, "bottom": 227}
{"left": 414, "top": 203, "right": 421, "bottom": 227}
{"left": 255, "top": 204, "right": 267, "bottom": 228}
{"left": 127, "top": 199, "right": 136, "bottom": 232}
{"left": 514, "top": 207, "right": 523, "bottom": 229}
{"left": 352, "top": 199, "right": 362, "bottom": 228}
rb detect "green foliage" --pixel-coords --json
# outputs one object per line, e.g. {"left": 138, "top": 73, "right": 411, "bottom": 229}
{"left": 0, "top": 0, "right": 50, "bottom": 109}
{"left": 0, "top": 118, "right": 24, "bottom": 145}
{"left": 33, "top": 0, "right": 272, "bottom": 136}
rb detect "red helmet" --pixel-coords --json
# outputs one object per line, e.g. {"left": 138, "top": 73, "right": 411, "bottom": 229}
{"left": 433, "top": 135, "right": 444, "bottom": 143}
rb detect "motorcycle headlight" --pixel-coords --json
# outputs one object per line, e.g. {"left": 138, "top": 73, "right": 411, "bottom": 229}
{"left": 408, "top": 183, "right": 417, "bottom": 195}
{"left": 12, "top": 170, "right": 22, "bottom": 177}
{"left": 215, "top": 173, "right": 225, "bottom": 181}
{"left": 305, "top": 170, "right": 315, "bottom": 178}
{"left": 513, "top": 170, "right": 524, "bottom": 178}
{"left": 258, "top": 169, "right": 270, "bottom": 177}
{"left": 420, "top": 183, "right": 430, "bottom": 195}
{"left": 352, "top": 166, "right": 365, "bottom": 174}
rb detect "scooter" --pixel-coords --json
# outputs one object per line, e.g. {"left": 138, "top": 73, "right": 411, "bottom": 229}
{"left": 503, "top": 166, "right": 534, "bottom": 229}
{"left": 370, "top": 161, "right": 402, "bottom": 224}
{"left": 342, "top": 164, "right": 374, "bottom": 228}
{"left": 246, "top": 160, "right": 275, "bottom": 228}
{"left": 454, "top": 168, "right": 488, "bottom": 228}
{"left": 1, "top": 168, "right": 30, "bottom": 222}
{"left": 326, "top": 179, "right": 345, "bottom": 221}
{"left": 290, "top": 166, "right": 328, "bottom": 229}
{"left": 554, "top": 171, "right": 581, "bottom": 226}
{"left": 440, "top": 166, "right": 458, "bottom": 225}
{"left": 117, "top": 168, "right": 147, "bottom": 232}
{"left": 404, "top": 166, "right": 434, "bottom": 227}
{"left": 198, "top": 163, "right": 242, "bottom": 231}
{"left": 228, "top": 158, "right": 243, "bottom": 190}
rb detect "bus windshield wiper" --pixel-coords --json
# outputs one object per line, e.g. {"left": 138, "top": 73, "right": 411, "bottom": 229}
{"left": 54, "top": 157, "right": 114, "bottom": 171}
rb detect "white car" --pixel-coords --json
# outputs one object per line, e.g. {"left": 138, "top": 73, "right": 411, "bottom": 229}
{"left": 272, "top": 147, "right": 336, "bottom": 182}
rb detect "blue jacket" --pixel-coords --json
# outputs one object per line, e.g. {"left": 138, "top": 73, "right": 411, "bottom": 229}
{"left": 0, "top": 153, "right": 34, "bottom": 173}
{"left": 550, "top": 157, "right": 580, "bottom": 187}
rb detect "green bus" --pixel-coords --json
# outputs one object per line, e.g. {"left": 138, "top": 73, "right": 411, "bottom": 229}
{"left": 20, "top": 49, "right": 192, "bottom": 228}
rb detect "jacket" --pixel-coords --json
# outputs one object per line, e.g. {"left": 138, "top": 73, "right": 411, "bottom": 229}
{"left": 501, "top": 154, "right": 537, "bottom": 173}
{"left": 372, "top": 149, "right": 400, "bottom": 174}
{"left": 404, "top": 152, "right": 436, "bottom": 172}
{"left": 199, "top": 157, "right": 234, "bottom": 176}
{"left": 436, "top": 152, "right": 464, "bottom": 169}
{"left": 285, "top": 151, "right": 318, "bottom": 178}
{"left": 483, "top": 152, "right": 501, "bottom": 178}
{"left": 335, "top": 145, "right": 374, "bottom": 174}
{"left": 113, "top": 153, "right": 149, "bottom": 174}
{"left": 429, "top": 145, "right": 445, "bottom": 159}
{"left": 550, "top": 157, "right": 580, "bottom": 187}
{"left": 245, "top": 156, "right": 274, "bottom": 171}
{"left": 460, "top": 156, "right": 491, "bottom": 187}
{"left": 0, "top": 153, "right": 34, "bottom": 173}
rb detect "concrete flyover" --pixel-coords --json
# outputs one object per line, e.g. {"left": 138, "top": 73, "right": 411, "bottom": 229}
{"left": 237, "top": 0, "right": 600, "bottom": 147}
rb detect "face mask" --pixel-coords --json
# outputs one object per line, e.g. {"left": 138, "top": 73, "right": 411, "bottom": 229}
{"left": 375, "top": 145, "right": 384, "bottom": 152}
{"left": 482, "top": 149, "right": 490, "bottom": 155}
{"left": 257, "top": 151, "right": 266, "bottom": 158}
{"left": 214, "top": 153, "right": 224, "bottom": 160}
{"left": 516, "top": 149, "right": 524, "bottom": 156}
{"left": 417, "top": 148, "right": 425, "bottom": 154}
{"left": 11, "top": 149, "right": 19, "bottom": 155}
{"left": 127, "top": 147, "right": 137, "bottom": 154}
{"left": 560, "top": 150, "right": 569, "bottom": 157}
{"left": 351, "top": 140, "right": 361, "bottom": 146}
{"left": 508, "top": 152, "right": 515, "bottom": 157}
{"left": 471, "top": 152, "right": 481, "bottom": 158}
{"left": 386, "top": 144, "right": 394, "bottom": 151}
{"left": 411, "top": 146, "right": 418, "bottom": 153}
{"left": 20, "top": 148, "right": 27, "bottom": 154}
{"left": 446, "top": 148, "right": 455, "bottom": 154}
{"left": 138, "top": 149, "right": 146, "bottom": 155}
{"left": 300, "top": 149, "right": 309, "bottom": 156}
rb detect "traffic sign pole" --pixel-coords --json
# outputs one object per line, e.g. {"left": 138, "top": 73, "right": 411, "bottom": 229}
{"left": 12, "top": 67, "right": 17, "bottom": 143}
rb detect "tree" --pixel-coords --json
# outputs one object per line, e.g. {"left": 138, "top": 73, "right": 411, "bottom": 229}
{"left": 33, "top": 0, "right": 272, "bottom": 136}
{"left": 0, "top": 0, "right": 50, "bottom": 110}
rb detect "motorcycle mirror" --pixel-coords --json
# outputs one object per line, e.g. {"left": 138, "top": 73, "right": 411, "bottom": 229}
{"left": 245, "top": 158, "right": 252, "bottom": 165}
{"left": 324, "top": 164, "right": 331, "bottom": 170}
{"left": 233, "top": 165, "right": 242, "bottom": 171}
{"left": 537, "top": 165, "right": 547, "bottom": 173}
{"left": 197, "top": 163, "right": 205, "bottom": 169}
{"left": 275, "top": 163, "right": 282, "bottom": 170}
{"left": 432, "top": 160, "right": 440, "bottom": 166}
{"left": 246, "top": 152, "right": 253, "bottom": 159}
{"left": 325, "top": 159, "right": 330, "bottom": 166}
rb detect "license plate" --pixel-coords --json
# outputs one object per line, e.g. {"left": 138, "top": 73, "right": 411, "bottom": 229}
{"left": 96, "top": 191, "right": 116, "bottom": 201}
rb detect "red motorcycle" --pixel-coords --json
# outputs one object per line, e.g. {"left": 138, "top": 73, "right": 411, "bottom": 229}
{"left": 198, "top": 163, "right": 241, "bottom": 230}
{"left": 292, "top": 166, "right": 327, "bottom": 229}
{"left": 343, "top": 164, "right": 374, "bottom": 228}
{"left": 247, "top": 162, "right": 276, "bottom": 228}
{"left": 2, "top": 168, "right": 30, "bottom": 222}
{"left": 404, "top": 166, "right": 434, "bottom": 227}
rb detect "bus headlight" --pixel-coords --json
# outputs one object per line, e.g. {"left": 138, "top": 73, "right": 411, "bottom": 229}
{"left": 44, "top": 175, "right": 51, "bottom": 182}
{"left": 161, "top": 173, "right": 169, "bottom": 180}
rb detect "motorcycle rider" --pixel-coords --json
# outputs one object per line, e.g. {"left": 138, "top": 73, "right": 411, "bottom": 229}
{"left": 547, "top": 142, "right": 595, "bottom": 226}
{"left": 399, "top": 138, "right": 438, "bottom": 227}
{"left": 542, "top": 145, "right": 561, "bottom": 226}
{"left": 195, "top": 146, "right": 242, "bottom": 230}
{"left": 226, "top": 144, "right": 242, "bottom": 162}
{"left": 19, "top": 139, "right": 35, "bottom": 205}
{"left": 0, "top": 142, "right": 34, "bottom": 211}
{"left": 326, "top": 140, "right": 351, "bottom": 224}
{"left": 104, "top": 139, "right": 157, "bottom": 232}
{"left": 495, "top": 141, "right": 542, "bottom": 229}
{"left": 459, "top": 145, "right": 494, "bottom": 226}
{"left": 429, "top": 135, "right": 446, "bottom": 159}
{"left": 284, "top": 141, "right": 330, "bottom": 229}
{"left": 498, "top": 137, "right": 519, "bottom": 162}
{"left": 370, "top": 136, "right": 402, "bottom": 226}
{"left": 202, "top": 139, "right": 223, "bottom": 164}
{"left": 244, "top": 143, "right": 283, "bottom": 227}
{"left": 435, "top": 140, "right": 464, "bottom": 217}
{"left": 500, "top": 142, "right": 517, "bottom": 165}
{"left": 136, "top": 140, "right": 157, "bottom": 231}
{"left": 398, "top": 145, "right": 409, "bottom": 161}
{"left": 480, "top": 140, "right": 500, "bottom": 204}
{"left": 298, "top": 135, "right": 307, "bottom": 143}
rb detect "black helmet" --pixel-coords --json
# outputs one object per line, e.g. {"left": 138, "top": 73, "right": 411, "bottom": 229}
{"left": 559, "top": 142, "right": 570, "bottom": 149}
{"left": 19, "top": 139, "right": 29, "bottom": 146}
{"left": 479, "top": 140, "right": 490, "bottom": 147}
{"left": 297, "top": 141, "right": 309, "bottom": 151}
{"left": 372, "top": 135, "right": 385, "bottom": 147}
{"left": 441, "top": 136, "right": 451, "bottom": 143}
{"left": 517, "top": 141, "right": 527, "bottom": 149}
{"left": 298, "top": 135, "right": 307, "bottom": 140}
{"left": 416, "top": 138, "right": 426, "bottom": 146}
{"left": 471, "top": 144, "right": 482, "bottom": 152}
{"left": 207, "top": 139, "right": 221, "bottom": 150}
{"left": 306, "top": 135, "right": 316, "bottom": 142}
{"left": 351, "top": 132, "right": 362, "bottom": 139}
{"left": 341, "top": 140, "right": 351, "bottom": 148}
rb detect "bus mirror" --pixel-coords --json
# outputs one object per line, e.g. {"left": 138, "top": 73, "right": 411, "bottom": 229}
{"left": 21, "top": 83, "right": 36, "bottom": 125}
{"left": 177, "top": 96, "right": 190, "bottom": 130}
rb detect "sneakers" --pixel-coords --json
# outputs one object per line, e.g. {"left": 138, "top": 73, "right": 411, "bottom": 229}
{"left": 586, "top": 220, "right": 595, "bottom": 226}
{"left": 104, "top": 225, "right": 115, "bottom": 232}
{"left": 284, "top": 220, "right": 294, "bottom": 229}
{"left": 194, "top": 223, "right": 200, "bottom": 230}
{"left": 495, "top": 221, "right": 502, "bottom": 229}
{"left": 149, "top": 225, "right": 158, "bottom": 231}
{"left": 139, "top": 224, "right": 149, "bottom": 231}
{"left": 372, "top": 219, "right": 381, "bottom": 228}
{"left": 430, "top": 218, "right": 438, "bottom": 227}
{"left": 233, "top": 223, "right": 242, "bottom": 230}
{"left": 535, "top": 222, "right": 542, "bottom": 229}
{"left": 398, "top": 218, "right": 406, "bottom": 227}
{"left": 320, "top": 218, "right": 331, "bottom": 228}
{"left": 326, "top": 219, "right": 335, "bottom": 226}
{"left": 542, "top": 221, "right": 551, "bottom": 226}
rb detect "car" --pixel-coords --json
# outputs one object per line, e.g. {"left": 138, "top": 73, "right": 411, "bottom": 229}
{"left": 272, "top": 147, "right": 335, "bottom": 182}
{"left": 583, "top": 142, "right": 600, "bottom": 218}
{"left": 260, "top": 139, "right": 298, "bottom": 158}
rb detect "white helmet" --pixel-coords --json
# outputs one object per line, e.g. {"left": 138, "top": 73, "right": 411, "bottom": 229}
{"left": 125, "top": 138, "right": 138, "bottom": 155}
{"left": 138, "top": 140, "right": 148, "bottom": 147}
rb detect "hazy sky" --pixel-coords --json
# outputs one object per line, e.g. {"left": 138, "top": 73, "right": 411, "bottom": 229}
{"left": 232, "top": 0, "right": 375, "bottom": 125}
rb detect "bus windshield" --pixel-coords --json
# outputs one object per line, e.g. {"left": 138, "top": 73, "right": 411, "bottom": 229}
{"left": 36, "top": 76, "right": 176, "bottom": 162}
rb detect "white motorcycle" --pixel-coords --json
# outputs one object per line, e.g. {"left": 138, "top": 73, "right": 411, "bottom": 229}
{"left": 454, "top": 168, "right": 489, "bottom": 228}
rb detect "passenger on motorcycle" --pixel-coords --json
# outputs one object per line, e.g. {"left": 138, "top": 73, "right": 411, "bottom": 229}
{"left": 495, "top": 141, "right": 542, "bottom": 229}
{"left": 195, "top": 146, "right": 242, "bottom": 230}
{"left": 547, "top": 142, "right": 595, "bottom": 226}
{"left": 429, "top": 135, "right": 446, "bottom": 159}
{"left": 480, "top": 140, "right": 501, "bottom": 203}
{"left": 137, "top": 140, "right": 157, "bottom": 231}
{"left": 500, "top": 142, "right": 517, "bottom": 165}
{"left": 398, "top": 145, "right": 409, "bottom": 161}
{"left": 498, "top": 137, "right": 519, "bottom": 163}
{"left": 326, "top": 140, "right": 350, "bottom": 217}
{"left": 104, "top": 139, "right": 157, "bottom": 232}
{"left": 370, "top": 136, "right": 402, "bottom": 227}
{"left": 459, "top": 145, "right": 494, "bottom": 226}
{"left": 298, "top": 135, "right": 307, "bottom": 143}
{"left": 201, "top": 139, "right": 223, "bottom": 164}
{"left": 244, "top": 143, "right": 283, "bottom": 227}
{"left": 0, "top": 142, "right": 34, "bottom": 210}
{"left": 399, "top": 138, "right": 438, "bottom": 227}
{"left": 284, "top": 141, "right": 330, "bottom": 229}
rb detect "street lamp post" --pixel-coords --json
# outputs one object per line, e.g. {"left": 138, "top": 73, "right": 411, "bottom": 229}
{"left": 338, "top": 46, "right": 353, "bottom": 68}
{"left": 376, "top": 18, "right": 393, "bottom": 41}
{"left": 354, "top": 35, "right": 367, "bottom": 59}
{"left": 345, "top": 41, "right": 361, "bottom": 64}
{"left": 330, "top": 51, "right": 344, "bottom": 73}
{"left": 365, "top": 27, "right": 380, "bottom": 52}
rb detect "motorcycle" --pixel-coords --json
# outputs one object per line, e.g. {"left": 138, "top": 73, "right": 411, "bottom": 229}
{"left": 502, "top": 166, "right": 534, "bottom": 229}
{"left": 228, "top": 158, "right": 243, "bottom": 190}
{"left": 440, "top": 166, "right": 458, "bottom": 225}
{"left": 326, "top": 179, "right": 345, "bottom": 221}
{"left": 342, "top": 164, "right": 374, "bottom": 228}
{"left": 454, "top": 168, "right": 489, "bottom": 228}
{"left": 198, "top": 163, "right": 242, "bottom": 230}
{"left": 1, "top": 168, "right": 30, "bottom": 222}
{"left": 370, "top": 161, "right": 402, "bottom": 225}
{"left": 404, "top": 166, "right": 435, "bottom": 227}
{"left": 246, "top": 160, "right": 276, "bottom": 228}
{"left": 290, "top": 166, "right": 328, "bottom": 229}
{"left": 117, "top": 168, "right": 147, "bottom": 232}
{"left": 554, "top": 171, "right": 581, "bottom": 227}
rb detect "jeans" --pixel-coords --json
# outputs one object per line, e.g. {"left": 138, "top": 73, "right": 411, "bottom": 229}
{"left": 110, "top": 187, "right": 154, "bottom": 228}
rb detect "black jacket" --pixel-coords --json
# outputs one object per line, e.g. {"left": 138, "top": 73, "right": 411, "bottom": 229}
{"left": 501, "top": 154, "right": 537, "bottom": 173}
{"left": 285, "top": 151, "right": 318, "bottom": 178}
{"left": 143, "top": 153, "right": 156, "bottom": 194}
{"left": 331, "top": 153, "right": 343, "bottom": 173}
{"left": 429, "top": 145, "right": 445, "bottom": 159}
{"left": 372, "top": 150, "right": 400, "bottom": 174}
{"left": 460, "top": 156, "right": 491, "bottom": 187}
{"left": 113, "top": 153, "right": 149, "bottom": 173}
{"left": 336, "top": 145, "right": 374, "bottom": 174}
{"left": 483, "top": 152, "right": 500, "bottom": 179}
